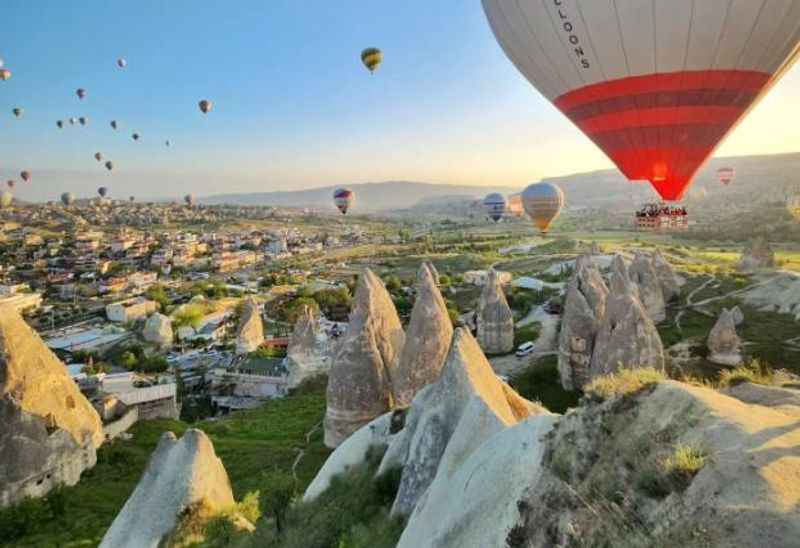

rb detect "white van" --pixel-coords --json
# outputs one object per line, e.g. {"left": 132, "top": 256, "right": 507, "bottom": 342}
{"left": 515, "top": 341, "right": 535, "bottom": 357}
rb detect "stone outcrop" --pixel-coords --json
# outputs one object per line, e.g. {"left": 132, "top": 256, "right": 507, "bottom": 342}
{"left": 101, "top": 429, "right": 239, "bottom": 548}
{"left": 730, "top": 305, "right": 744, "bottom": 326}
{"left": 0, "top": 305, "right": 103, "bottom": 508}
{"left": 393, "top": 263, "right": 453, "bottom": 408}
{"left": 235, "top": 298, "right": 263, "bottom": 355}
{"left": 422, "top": 261, "right": 440, "bottom": 285}
{"left": 652, "top": 248, "right": 681, "bottom": 301}
{"left": 707, "top": 308, "right": 743, "bottom": 366}
{"left": 324, "top": 269, "right": 405, "bottom": 448}
{"left": 143, "top": 312, "right": 173, "bottom": 348}
{"left": 476, "top": 269, "right": 514, "bottom": 355}
{"left": 377, "top": 328, "right": 545, "bottom": 516}
{"left": 557, "top": 254, "right": 609, "bottom": 391}
{"left": 286, "top": 305, "right": 330, "bottom": 389}
{"left": 590, "top": 256, "right": 665, "bottom": 378}
{"left": 739, "top": 237, "right": 775, "bottom": 271}
{"left": 628, "top": 251, "right": 666, "bottom": 322}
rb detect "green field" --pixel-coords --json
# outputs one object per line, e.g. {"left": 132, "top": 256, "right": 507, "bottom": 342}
{"left": 1, "top": 379, "right": 330, "bottom": 548}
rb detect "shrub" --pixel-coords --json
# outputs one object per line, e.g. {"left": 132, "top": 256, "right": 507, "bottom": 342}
{"left": 661, "top": 444, "right": 707, "bottom": 491}
{"left": 584, "top": 368, "right": 666, "bottom": 401}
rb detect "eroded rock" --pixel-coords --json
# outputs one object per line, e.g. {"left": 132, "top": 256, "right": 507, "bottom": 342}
{"left": 286, "top": 305, "right": 331, "bottom": 389}
{"left": 476, "top": 269, "right": 514, "bottom": 355}
{"left": 235, "top": 298, "right": 264, "bottom": 355}
{"left": 628, "top": 251, "right": 666, "bottom": 323}
{"left": 707, "top": 308, "right": 743, "bottom": 367}
{"left": 143, "top": 313, "right": 173, "bottom": 348}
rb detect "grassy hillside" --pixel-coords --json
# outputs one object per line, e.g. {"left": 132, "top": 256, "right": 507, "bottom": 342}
{"left": 0, "top": 379, "right": 330, "bottom": 547}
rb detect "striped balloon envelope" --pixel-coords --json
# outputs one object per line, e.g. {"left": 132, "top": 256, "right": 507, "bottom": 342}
{"left": 333, "top": 187, "right": 354, "bottom": 215}
{"left": 522, "top": 182, "right": 565, "bottom": 234}
{"left": 483, "top": 192, "right": 507, "bottom": 222}
{"left": 482, "top": 0, "right": 800, "bottom": 201}
{"left": 717, "top": 166, "right": 735, "bottom": 185}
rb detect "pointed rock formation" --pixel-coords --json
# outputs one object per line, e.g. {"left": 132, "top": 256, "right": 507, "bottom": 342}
{"left": 558, "top": 254, "right": 609, "bottom": 391}
{"left": 143, "top": 312, "right": 173, "bottom": 348}
{"left": 0, "top": 305, "right": 103, "bottom": 507}
{"left": 101, "top": 429, "right": 237, "bottom": 548}
{"left": 739, "top": 237, "right": 775, "bottom": 271}
{"left": 628, "top": 251, "right": 666, "bottom": 322}
{"left": 476, "top": 269, "right": 514, "bottom": 355}
{"left": 235, "top": 297, "right": 264, "bottom": 355}
{"left": 652, "top": 248, "right": 681, "bottom": 301}
{"left": 286, "top": 305, "right": 330, "bottom": 389}
{"left": 707, "top": 308, "right": 744, "bottom": 366}
{"left": 393, "top": 263, "right": 454, "bottom": 408}
{"left": 589, "top": 241, "right": 602, "bottom": 255}
{"left": 730, "top": 305, "right": 744, "bottom": 326}
{"left": 324, "top": 269, "right": 405, "bottom": 448}
{"left": 379, "top": 328, "right": 545, "bottom": 516}
{"left": 590, "top": 256, "right": 665, "bottom": 378}
{"left": 423, "top": 261, "right": 440, "bottom": 285}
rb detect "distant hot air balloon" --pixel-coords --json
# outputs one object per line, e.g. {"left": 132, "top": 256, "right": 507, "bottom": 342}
{"left": 0, "top": 191, "right": 12, "bottom": 209}
{"left": 129, "top": 196, "right": 135, "bottom": 203}
{"left": 79, "top": 116, "right": 88, "bottom": 126}
{"left": 98, "top": 186, "right": 108, "bottom": 197}
{"left": 104, "top": 161, "right": 114, "bottom": 171}
{"left": 165, "top": 140, "right": 171, "bottom": 147}
{"left": 132, "top": 132, "right": 140, "bottom": 141}
{"left": 20, "top": 171, "right": 30, "bottom": 182}
{"left": 56, "top": 120, "right": 64, "bottom": 129}
{"left": 0, "top": 69, "right": 11, "bottom": 81}
{"left": 12, "top": 107, "right": 22, "bottom": 118}
{"left": 522, "top": 182, "right": 564, "bottom": 234}
{"left": 198, "top": 99, "right": 212, "bottom": 114}
{"left": 95, "top": 152, "right": 103, "bottom": 161}
{"left": 61, "top": 192, "right": 75, "bottom": 206}
{"left": 6, "top": 180, "right": 14, "bottom": 189}
{"left": 76, "top": 88, "right": 86, "bottom": 100}
{"left": 361, "top": 48, "right": 383, "bottom": 74}
{"left": 69, "top": 117, "right": 77, "bottom": 125}
{"left": 110, "top": 120, "right": 118, "bottom": 130}
{"left": 717, "top": 167, "right": 735, "bottom": 186}
{"left": 184, "top": 194, "right": 195, "bottom": 206}
{"left": 117, "top": 57, "right": 127, "bottom": 68}
{"left": 0, "top": 58, "right": 4, "bottom": 68}
{"left": 482, "top": 1, "right": 800, "bottom": 202}
{"left": 483, "top": 193, "right": 507, "bottom": 222}
{"left": 333, "top": 188, "right": 354, "bottom": 215}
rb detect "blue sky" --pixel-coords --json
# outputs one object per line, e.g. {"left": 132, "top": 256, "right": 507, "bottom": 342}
{"left": 2, "top": 0, "right": 800, "bottom": 201}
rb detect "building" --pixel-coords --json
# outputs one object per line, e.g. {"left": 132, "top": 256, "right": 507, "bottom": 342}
{"left": 115, "top": 383, "right": 179, "bottom": 420}
{"left": 212, "top": 250, "right": 258, "bottom": 273}
{"left": 106, "top": 297, "right": 157, "bottom": 323}
{"left": 0, "top": 292, "right": 43, "bottom": 313}
{"left": 127, "top": 271, "right": 158, "bottom": 291}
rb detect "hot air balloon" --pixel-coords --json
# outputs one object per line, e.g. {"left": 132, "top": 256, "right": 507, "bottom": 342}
{"left": 717, "top": 167, "right": 735, "bottom": 186}
{"left": 56, "top": 120, "right": 64, "bottom": 129}
{"left": 79, "top": 116, "right": 88, "bottom": 126}
{"left": 95, "top": 152, "right": 103, "bottom": 161}
{"left": 132, "top": 132, "right": 140, "bottom": 141}
{"left": 184, "top": 194, "right": 195, "bottom": 206}
{"left": 61, "top": 192, "right": 75, "bottom": 206}
{"left": 0, "top": 191, "right": 12, "bottom": 209}
{"left": 483, "top": 193, "right": 507, "bottom": 222}
{"left": 165, "top": 140, "right": 171, "bottom": 147}
{"left": 361, "top": 48, "right": 383, "bottom": 73}
{"left": 20, "top": 171, "right": 30, "bottom": 182}
{"left": 12, "top": 107, "right": 22, "bottom": 118}
{"left": 506, "top": 193, "right": 525, "bottom": 218}
{"left": 0, "top": 69, "right": 11, "bottom": 81}
{"left": 117, "top": 57, "right": 127, "bottom": 68}
{"left": 198, "top": 99, "right": 212, "bottom": 114}
{"left": 521, "top": 182, "right": 564, "bottom": 234}
{"left": 129, "top": 196, "right": 135, "bottom": 203}
{"left": 0, "top": 58, "right": 4, "bottom": 68}
{"left": 98, "top": 187, "right": 108, "bottom": 198}
{"left": 6, "top": 180, "right": 14, "bottom": 189}
{"left": 482, "top": 1, "right": 800, "bottom": 202}
{"left": 333, "top": 188, "right": 354, "bottom": 215}
{"left": 76, "top": 88, "right": 86, "bottom": 100}
{"left": 69, "top": 117, "right": 77, "bottom": 125}
{"left": 104, "top": 161, "right": 113, "bottom": 172}
{"left": 110, "top": 120, "right": 118, "bottom": 130}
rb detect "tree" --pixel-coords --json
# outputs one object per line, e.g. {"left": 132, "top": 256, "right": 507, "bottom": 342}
{"left": 146, "top": 284, "right": 171, "bottom": 310}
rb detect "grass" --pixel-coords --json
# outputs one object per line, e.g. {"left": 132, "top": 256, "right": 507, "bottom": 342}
{"left": 718, "top": 360, "right": 776, "bottom": 388}
{"left": 509, "top": 355, "right": 579, "bottom": 414}
{"left": 514, "top": 322, "right": 541, "bottom": 347}
{"left": 584, "top": 368, "right": 666, "bottom": 402}
{"left": 0, "top": 378, "right": 330, "bottom": 547}
{"left": 658, "top": 443, "right": 708, "bottom": 493}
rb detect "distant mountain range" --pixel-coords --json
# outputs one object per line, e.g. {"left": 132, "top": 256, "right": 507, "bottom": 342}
{"left": 201, "top": 181, "right": 522, "bottom": 211}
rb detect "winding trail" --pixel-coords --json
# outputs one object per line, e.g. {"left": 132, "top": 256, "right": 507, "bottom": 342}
{"left": 292, "top": 420, "right": 323, "bottom": 481}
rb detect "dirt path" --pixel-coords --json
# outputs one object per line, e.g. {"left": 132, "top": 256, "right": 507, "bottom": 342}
{"left": 490, "top": 306, "right": 560, "bottom": 378}
{"left": 292, "top": 420, "right": 323, "bottom": 481}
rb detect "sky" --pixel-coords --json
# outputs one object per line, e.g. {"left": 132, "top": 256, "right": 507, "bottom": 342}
{"left": 3, "top": 0, "right": 800, "bottom": 201}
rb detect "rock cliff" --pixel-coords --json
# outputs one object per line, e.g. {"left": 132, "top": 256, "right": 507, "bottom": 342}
{"left": 476, "top": 268, "right": 514, "bottom": 355}
{"left": 286, "top": 305, "right": 330, "bottom": 389}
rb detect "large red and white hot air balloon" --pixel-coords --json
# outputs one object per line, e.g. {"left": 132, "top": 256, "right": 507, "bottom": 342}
{"left": 482, "top": 0, "right": 800, "bottom": 202}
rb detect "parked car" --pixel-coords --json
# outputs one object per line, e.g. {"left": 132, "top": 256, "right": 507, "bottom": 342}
{"left": 515, "top": 341, "right": 536, "bottom": 357}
